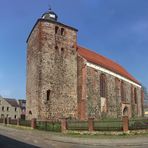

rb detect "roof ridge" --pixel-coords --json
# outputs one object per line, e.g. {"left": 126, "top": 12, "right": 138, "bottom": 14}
{"left": 77, "top": 45, "right": 125, "bottom": 68}
{"left": 77, "top": 45, "right": 140, "bottom": 85}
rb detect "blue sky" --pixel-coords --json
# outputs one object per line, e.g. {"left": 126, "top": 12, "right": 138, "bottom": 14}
{"left": 0, "top": 0, "right": 148, "bottom": 99}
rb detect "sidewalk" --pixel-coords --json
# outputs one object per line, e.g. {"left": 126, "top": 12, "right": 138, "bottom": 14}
{"left": 0, "top": 125, "right": 148, "bottom": 148}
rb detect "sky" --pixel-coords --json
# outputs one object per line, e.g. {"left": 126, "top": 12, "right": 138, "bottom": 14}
{"left": 0, "top": 0, "right": 148, "bottom": 99}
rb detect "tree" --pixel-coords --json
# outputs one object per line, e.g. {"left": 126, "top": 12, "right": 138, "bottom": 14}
{"left": 142, "top": 85, "right": 148, "bottom": 101}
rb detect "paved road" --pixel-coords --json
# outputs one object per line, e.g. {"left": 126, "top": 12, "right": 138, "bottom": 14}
{"left": 0, "top": 125, "right": 148, "bottom": 148}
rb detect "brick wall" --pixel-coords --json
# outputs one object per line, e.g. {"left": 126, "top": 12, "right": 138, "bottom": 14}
{"left": 85, "top": 66, "right": 142, "bottom": 119}
{"left": 26, "top": 20, "right": 78, "bottom": 120}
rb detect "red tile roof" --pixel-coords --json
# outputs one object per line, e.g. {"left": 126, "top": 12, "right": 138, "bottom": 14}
{"left": 77, "top": 46, "right": 140, "bottom": 85}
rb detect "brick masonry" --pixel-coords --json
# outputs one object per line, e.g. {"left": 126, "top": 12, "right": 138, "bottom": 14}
{"left": 26, "top": 18, "right": 143, "bottom": 120}
{"left": 26, "top": 20, "right": 78, "bottom": 120}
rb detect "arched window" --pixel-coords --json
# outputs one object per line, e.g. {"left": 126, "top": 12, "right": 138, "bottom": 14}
{"left": 55, "top": 26, "right": 59, "bottom": 34}
{"left": 29, "top": 110, "right": 32, "bottom": 115}
{"left": 61, "top": 28, "right": 65, "bottom": 35}
{"left": 100, "top": 74, "right": 107, "bottom": 98}
{"left": 61, "top": 48, "right": 64, "bottom": 53}
{"left": 121, "top": 81, "right": 125, "bottom": 102}
{"left": 55, "top": 46, "right": 58, "bottom": 50}
{"left": 123, "top": 106, "right": 128, "bottom": 116}
{"left": 115, "top": 78, "right": 120, "bottom": 91}
{"left": 134, "top": 88, "right": 137, "bottom": 104}
{"left": 47, "top": 90, "right": 51, "bottom": 101}
{"left": 61, "top": 48, "right": 64, "bottom": 57}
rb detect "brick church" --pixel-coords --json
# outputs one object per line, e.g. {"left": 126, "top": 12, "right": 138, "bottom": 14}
{"left": 26, "top": 9, "right": 144, "bottom": 120}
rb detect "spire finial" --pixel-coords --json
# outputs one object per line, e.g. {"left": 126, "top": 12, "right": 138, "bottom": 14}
{"left": 42, "top": 5, "right": 58, "bottom": 21}
{"left": 48, "top": 4, "right": 52, "bottom": 11}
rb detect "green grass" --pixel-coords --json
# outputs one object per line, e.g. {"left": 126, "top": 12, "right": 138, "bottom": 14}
{"left": 66, "top": 131, "right": 148, "bottom": 139}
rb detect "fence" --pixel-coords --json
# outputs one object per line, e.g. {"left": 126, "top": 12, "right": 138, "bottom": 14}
{"left": 36, "top": 121, "right": 61, "bottom": 132}
{"left": 10, "top": 119, "right": 17, "bottom": 125}
{"left": 129, "top": 118, "right": 148, "bottom": 130}
{"left": 66, "top": 119, "right": 123, "bottom": 131}
{"left": 67, "top": 120, "right": 88, "bottom": 131}
{"left": 19, "top": 120, "right": 31, "bottom": 127}
{"left": 0, "top": 117, "right": 147, "bottom": 132}
{"left": 94, "top": 120, "right": 123, "bottom": 131}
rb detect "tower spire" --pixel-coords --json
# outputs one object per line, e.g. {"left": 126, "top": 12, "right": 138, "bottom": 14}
{"left": 48, "top": 4, "right": 52, "bottom": 11}
{"left": 41, "top": 6, "right": 58, "bottom": 21}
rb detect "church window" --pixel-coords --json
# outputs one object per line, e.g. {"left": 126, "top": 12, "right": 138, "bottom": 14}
{"left": 29, "top": 110, "right": 32, "bottom": 115}
{"left": 121, "top": 81, "right": 125, "bottom": 102}
{"left": 47, "top": 90, "right": 51, "bottom": 101}
{"left": 100, "top": 74, "right": 107, "bottom": 98}
{"left": 55, "top": 46, "right": 58, "bottom": 50}
{"left": 2, "top": 106, "right": 4, "bottom": 111}
{"left": 55, "top": 26, "right": 59, "bottom": 34}
{"left": 61, "top": 48, "right": 64, "bottom": 53}
{"left": 131, "top": 85, "right": 134, "bottom": 103}
{"left": 61, "top": 28, "right": 65, "bottom": 35}
{"left": 134, "top": 88, "right": 137, "bottom": 104}
{"left": 55, "top": 46, "right": 59, "bottom": 52}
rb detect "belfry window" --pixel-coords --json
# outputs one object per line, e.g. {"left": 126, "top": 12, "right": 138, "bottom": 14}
{"left": 55, "top": 46, "right": 59, "bottom": 52}
{"left": 100, "top": 74, "right": 107, "bottom": 98}
{"left": 61, "top": 28, "right": 65, "bottom": 35}
{"left": 55, "top": 26, "right": 59, "bottom": 34}
{"left": 47, "top": 90, "right": 51, "bottom": 101}
{"left": 61, "top": 48, "right": 64, "bottom": 53}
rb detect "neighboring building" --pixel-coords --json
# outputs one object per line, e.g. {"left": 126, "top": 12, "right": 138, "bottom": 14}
{"left": 0, "top": 96, "right": 26, "bottom": 119}
{"left": 26, "top": 9, "right": 144, "bottom": 120}
{"left": 18, "top": 99, "right": 26, "bottom": 119}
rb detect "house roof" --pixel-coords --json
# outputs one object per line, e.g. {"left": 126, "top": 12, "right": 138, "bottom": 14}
{"left": 4, "top": 98, "right": 19, "bottom": 107}
{"left": 77, "top": 46, "right": 140, "bottom": 85}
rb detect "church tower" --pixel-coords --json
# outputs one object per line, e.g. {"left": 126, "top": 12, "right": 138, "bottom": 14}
{"left": 26, "top": 9, "right": 78, "bottom": 120}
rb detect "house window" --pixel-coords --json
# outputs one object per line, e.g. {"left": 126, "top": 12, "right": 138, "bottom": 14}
{"left": 55, "top": 26, "right": 59, "bottom": 34}
{"left": 7, "top": 107, "right": 9, "bottom": 111}
{"left": 61, "top": 28, "right": 65, "bottom": 35}
{"left": 100, "top": 74, "right": 107, "bottom": 98}
{"left": 121, "top": 81, "right": 125, "bottom": 102}
{"left": 2, "top": 106, "right": 4, "bottom": 111}
{"left": 47, "top": 90, "right": 51, "bottom": 101}
{"left": 15, "top": 107, "right": 17, "bottom": 111}
{"left": 134, "top": 88, "right": 137, "bottom": 104}
{"left": 14, "top": 115, "right": 16, "bottom": 119}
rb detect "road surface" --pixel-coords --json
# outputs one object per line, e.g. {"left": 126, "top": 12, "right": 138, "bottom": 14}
{"left": 0, "top": 125, "right": 148, "bottom": 148}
